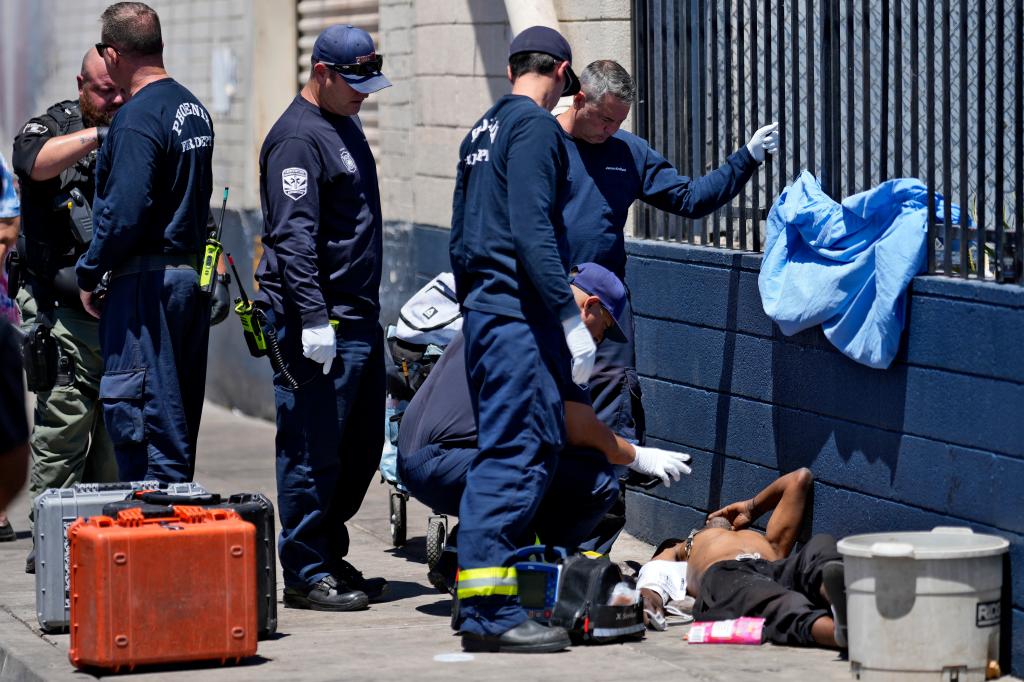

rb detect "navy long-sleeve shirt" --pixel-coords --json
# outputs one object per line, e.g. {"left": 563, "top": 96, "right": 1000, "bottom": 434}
{"left": 561, "top": 128, "right": 758, "bottom": 278}
{"left": 449, "top": 94, "right": 577, "bottom": 325}
{"left": 76, "top": 79, "right": 214, "bottom": 291}
{"left": 255, "top": 96, "right": 382, "bottom": 327}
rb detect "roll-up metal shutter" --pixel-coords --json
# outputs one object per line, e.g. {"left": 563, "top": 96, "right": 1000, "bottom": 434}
{"left": 297, "top": 0, "right": 380, "bottom": 158}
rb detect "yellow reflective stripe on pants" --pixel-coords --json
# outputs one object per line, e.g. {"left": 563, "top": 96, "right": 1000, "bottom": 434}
{"left": 456, "top": 567, "right": 518, "bottom": 599}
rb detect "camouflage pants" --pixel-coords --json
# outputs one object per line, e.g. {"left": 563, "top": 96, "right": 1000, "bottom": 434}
{"left": 18, "top": 289, "right": 117, "bottom": 522}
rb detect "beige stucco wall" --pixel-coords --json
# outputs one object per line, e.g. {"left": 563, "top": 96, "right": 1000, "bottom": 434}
{"left": 376, "top": 0, "right": 634, "bottom": 231}
{"left": 1, "top": 0, "right": 296, "bottom": 211}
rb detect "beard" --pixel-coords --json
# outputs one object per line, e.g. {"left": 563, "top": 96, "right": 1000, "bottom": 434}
{"left": 79, "top": 94, "right": 115, "bottom": 127}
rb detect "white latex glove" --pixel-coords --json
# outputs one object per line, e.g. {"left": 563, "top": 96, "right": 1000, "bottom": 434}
{"left": 301, "top": 324, "right": 336, "bottom": 375}
{"left": 562, "top": 316, "right": 597, "bottom": 386}
{"left": 628, "top": 446, "right": 693, "bottom": 487}
{"left": 746, "top": 122, "right": 780, "bottom": 162}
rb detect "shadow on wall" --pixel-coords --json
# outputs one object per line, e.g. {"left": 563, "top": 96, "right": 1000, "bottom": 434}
{"left": 468, "top": 0, "right": 511, "bottom": 102}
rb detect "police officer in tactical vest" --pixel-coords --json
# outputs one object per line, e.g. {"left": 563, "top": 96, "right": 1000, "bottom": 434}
{"left": 10, "top": 48, "right": 124, "bottom": 573}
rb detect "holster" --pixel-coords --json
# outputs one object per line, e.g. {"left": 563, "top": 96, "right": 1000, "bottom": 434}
{"left": 21, "top": 319, "right": 74, "bottom": 392}
{"left": 4, "top": 248, "right": 22, "bottom": 299}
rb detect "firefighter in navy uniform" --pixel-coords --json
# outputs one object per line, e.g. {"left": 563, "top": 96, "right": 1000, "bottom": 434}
{"left": 76, "top": 2, "right": 214, "bottom": 483}
{"left": 11, "top": 48, "right": 123, "bottom": 571}
{"left": 255, "top": 24, "right": 391, "bottom": 612}
{"left": 448, "top": 26, "right": 596, "bottom": 654}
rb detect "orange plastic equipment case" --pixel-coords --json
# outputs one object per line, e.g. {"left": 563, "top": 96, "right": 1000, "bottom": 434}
{"left": 68, "top": 506, "right": 258, "bottom": 672}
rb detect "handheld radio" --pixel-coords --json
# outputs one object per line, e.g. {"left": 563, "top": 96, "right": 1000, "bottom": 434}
{"left": 198, "top": 187, "right": 228, "bottom": 294}
{"left": 225, "top": 252, "right": 267, "bottom": 358}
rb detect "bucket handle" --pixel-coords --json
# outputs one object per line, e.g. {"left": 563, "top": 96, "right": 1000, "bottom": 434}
{"left": 869, "top": 541, "right": 915, "bottom": 558}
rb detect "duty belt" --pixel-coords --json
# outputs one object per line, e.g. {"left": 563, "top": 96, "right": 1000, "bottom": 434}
{"left": 110, "top": 254, "right": 200, "bottom": 280}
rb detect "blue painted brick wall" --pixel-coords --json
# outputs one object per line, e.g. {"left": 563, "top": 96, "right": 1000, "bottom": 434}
{"left": 624, "top": 238, "right": 1024, "bottom": 673}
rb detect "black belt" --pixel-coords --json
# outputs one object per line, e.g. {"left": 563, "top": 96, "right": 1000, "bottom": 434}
{"left": 110, "top": 254, "right": 199, "bottom": 280}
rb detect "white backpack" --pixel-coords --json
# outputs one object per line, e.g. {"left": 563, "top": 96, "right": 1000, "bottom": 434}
{"left": 395, "top": 272, "right": 462, "bottom": 347}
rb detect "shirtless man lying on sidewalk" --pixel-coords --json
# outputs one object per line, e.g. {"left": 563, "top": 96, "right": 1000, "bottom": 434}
{"left": 639, "top": 468, "right": 848, "bottom": 648}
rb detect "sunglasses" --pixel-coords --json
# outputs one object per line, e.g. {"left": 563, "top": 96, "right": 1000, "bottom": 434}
{"left": 321, "top": 54, "right": 384, "bottom": 78}
{"left": 95, "top": 42, "right": 119, "bottom": 57}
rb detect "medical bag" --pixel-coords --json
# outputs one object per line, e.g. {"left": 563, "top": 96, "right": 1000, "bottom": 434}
{"left": 67, "top": 506, "right": 258, "bottom": 672}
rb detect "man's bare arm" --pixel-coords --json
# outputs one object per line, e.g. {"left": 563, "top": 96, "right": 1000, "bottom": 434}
{"left": 564, "top": 400, "right": 635, "bottom": 465}
{"left": 28, "top": 129, "right": 103, "bottom": 181}
{"left": 757, "top": 468, "right": 813, "bottom": 555}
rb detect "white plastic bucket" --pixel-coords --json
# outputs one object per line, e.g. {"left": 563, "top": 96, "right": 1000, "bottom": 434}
{"left": 838, "top": 527, "right": 1009, "bottom": 681}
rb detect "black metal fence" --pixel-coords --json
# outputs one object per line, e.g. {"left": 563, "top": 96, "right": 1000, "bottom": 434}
{"left": 632, "top": 0, "right": 1023, "bottom": 284}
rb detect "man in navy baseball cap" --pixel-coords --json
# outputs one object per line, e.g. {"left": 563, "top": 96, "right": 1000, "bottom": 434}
{"left": 312, "top": 24, "right": 391, "bottom": 95}
{"left": 508, "top": 25, "right": 580, "bottom": 96}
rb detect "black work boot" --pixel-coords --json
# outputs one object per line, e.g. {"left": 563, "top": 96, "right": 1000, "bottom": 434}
{"left": 283, "top": 575, "right": 369, "bottom": 612}
{"left": 822, "top": 560, "right": 848, "bottom": 649}
{"left": 334, "top": 558, "right": 389, "bottom": 602}
{"left": 462, "top": 619, "right": 571, "bottom": 654}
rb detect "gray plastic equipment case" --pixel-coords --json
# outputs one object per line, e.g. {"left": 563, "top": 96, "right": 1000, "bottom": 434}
{"left": 33, "top": 481, "right": 210, "bottom": 632}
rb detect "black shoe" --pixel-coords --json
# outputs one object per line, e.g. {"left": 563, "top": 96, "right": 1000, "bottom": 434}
{"left": 462, "top": 619, "right": 571, "bottom": 654}
{"left": 335, "top": 558, "right": 388, "bottom": 601}
{"left": 25, "top": 547, "right": 35, "bottom": 574}
{"left": 822, "top": 561, "right": 848, "bottom": 649}
{"left": 283, "top": 575, "right": 369, "bottom": 612}
{"left": 0, "top": 519, "right": 15, "bottom": 543}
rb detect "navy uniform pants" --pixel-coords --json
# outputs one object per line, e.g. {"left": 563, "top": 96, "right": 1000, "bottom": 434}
{"left": 265, "top": 307, "right": 385, "bottom": 590}
{"left": 398, "top": 443, "right": 619, "bottom": 550}
{"left": 457, "top": 309, "right": 571, "bottom": 637}
{"left": 98, "top": 267, "right": 209, "bottom": 482}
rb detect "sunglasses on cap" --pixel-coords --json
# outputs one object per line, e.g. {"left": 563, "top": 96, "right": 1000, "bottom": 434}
{"left": 321, "top": 54, "right": 384, "bottom": 78}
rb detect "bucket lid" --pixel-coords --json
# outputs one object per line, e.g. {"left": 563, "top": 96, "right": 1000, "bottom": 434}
{"left": 837, "top": 527, "right": 1009, "bottom": 560}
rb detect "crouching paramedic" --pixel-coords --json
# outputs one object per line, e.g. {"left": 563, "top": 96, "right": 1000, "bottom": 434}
{"left": 398, "top": 263, "right": 691, "bottom": 557}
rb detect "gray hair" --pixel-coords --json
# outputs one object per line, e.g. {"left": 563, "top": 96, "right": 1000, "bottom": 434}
{"left": 579, "top": 60, "right": 635, "bottom": 104}
{"left": 100, "top": 2, "right": 163, "bottom": 57}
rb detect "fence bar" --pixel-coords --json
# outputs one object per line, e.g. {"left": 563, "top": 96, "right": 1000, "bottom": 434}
{"left": 926, "top": 0, "right": 936, "bottom": 273}
{"left": 910, "top": 0, "right": 919, "bottom": 177}
{"left": 995, "top": 0, "right": 1005, "bottom": 280}
{"left": 776, "top": 0, "right": 786, "bottom": 186}
{"left": 762, "top": 0, "right": 772, "bottom": 248}
{"left": 698, "top": 0, "right": 707, "bottom": 244}
{"left": 893, "top": 0, "right": 903, "bottom": 177}
{"left": 632, "top": 0, "right": 649, "bottom": 238}
{"left": 737, "top": 0, "right": 748, "bottom": 249}
{"left": 678, "top": 0, "right": 690, "bottom": 243}
{"left": 820, "top": 0, "right": 834, "bottom": 197}
{"left": 845, "top": 0, "right": 855, "bottom": 193}
{"left": 791, "top": 0, "right": 801, "bottom": 178}
{"left": 710, "top": 0, "right": 721, "bottom": 246}
{"left": 941, "top": 0, "right": 953, "bottom": 275}
{"left": 976, "top": 0, "right": 986, "bottom": 278}
{"left": 958, "top": 0, "right": 969, "bottom": 277}
{"left": 1015, "top": 0, "right": 1023, "bottom": 283}
{"left": 805, "top": 0, "right": 816, "bottom": 177}
{"left": 688, "top": 0, "right": 702, "bottom": 244}
{"left": 861, "top": 0, "right": 871, "bottom": 190}
{"left": 750, "top": 0, "right": 761, "bottom": 250}
{"left": 725, "top": 0, "right": 734, "bottom": 248}
{"left": 880, "top": 0, "right": 889, "bottom": 180}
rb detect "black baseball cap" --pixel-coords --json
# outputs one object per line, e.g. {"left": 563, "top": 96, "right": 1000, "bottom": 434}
{"left": 508, "top": 25, "right": 581, "bottom": 96}
{"left": 312, "top": 24, "right": 392, "bottom": 94}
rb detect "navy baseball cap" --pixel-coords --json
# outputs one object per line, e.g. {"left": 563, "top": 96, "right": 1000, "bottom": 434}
{"left": 312, "top": 24, "right": 392, "bottom": 94}
{"left": 508, "top": 25, "right": 580, "bottom": 96}
{"left": 570, "top": 262, "right": 627, "bottom": 324}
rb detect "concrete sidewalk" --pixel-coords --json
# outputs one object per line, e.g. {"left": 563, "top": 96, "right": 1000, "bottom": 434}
{"left": 0, "top": 402, "right": 856, "bottom": 681}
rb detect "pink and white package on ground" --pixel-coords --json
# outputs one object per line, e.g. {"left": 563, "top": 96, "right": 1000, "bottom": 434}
{"left": 687, "top": 617, "right": 765, "bottom": 644}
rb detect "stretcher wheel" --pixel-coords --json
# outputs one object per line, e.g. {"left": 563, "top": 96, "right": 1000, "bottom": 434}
{"left": 389, "top": 492, "right": 407, "bottom": 547}
{"left": 426, "top": 516, "right": 447, "bottom": 571}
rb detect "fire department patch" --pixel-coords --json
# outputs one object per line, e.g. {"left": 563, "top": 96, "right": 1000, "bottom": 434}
{"left": 282, "top": 167, "right": 308, "bottom": 201}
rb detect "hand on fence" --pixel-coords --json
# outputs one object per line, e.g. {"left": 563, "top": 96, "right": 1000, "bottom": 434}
{"left": 746, "top": 122, "right": 780, "bottom": 162}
